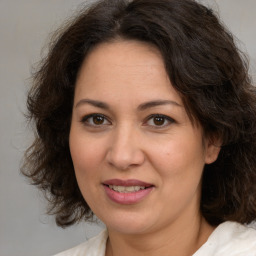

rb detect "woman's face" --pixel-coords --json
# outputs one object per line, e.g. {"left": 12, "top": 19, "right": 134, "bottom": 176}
{"left": 69, "top": 40, "right": 220, "bottom": 235}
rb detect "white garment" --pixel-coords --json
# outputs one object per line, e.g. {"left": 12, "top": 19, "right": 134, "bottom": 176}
{"left": 53, "top": 221, "right": 256, "bottom": 256}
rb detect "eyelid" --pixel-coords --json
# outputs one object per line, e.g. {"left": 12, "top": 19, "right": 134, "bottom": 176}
{"left": 80, "top": 113, "right": 111, "bottom": 126}
{"left": 143, "top": 114, "right": 175, "bottom": 128}
{"left": 80, "top": 113, "right": 174, "bottom": 129}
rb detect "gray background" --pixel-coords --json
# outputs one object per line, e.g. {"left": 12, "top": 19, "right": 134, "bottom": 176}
{"left": 0, "top": 1, "right": 255, "bottom": 256}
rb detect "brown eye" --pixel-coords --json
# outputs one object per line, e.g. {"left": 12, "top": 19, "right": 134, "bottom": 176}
{"left": 153, "top": 116, "right": 165, "bottom": 126}
{"left": 93, "top": 115, "right": 105, "bottom": 125}
{"left": 145, "top": 114, "right": 174, "bottom": 128}
{"left": 81, "top": 114, "right": 110, "bottom": 126}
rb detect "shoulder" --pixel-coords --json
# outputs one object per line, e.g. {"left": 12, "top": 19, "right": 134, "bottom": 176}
{"left": 195, "top": 221, "right": 256, "bottom": 256}
{"left": 53, "top": 229, "right": 108, "bottom": 256}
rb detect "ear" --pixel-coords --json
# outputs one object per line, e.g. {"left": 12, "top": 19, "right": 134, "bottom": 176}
{"left": 204, "top": 135, "right": 222, "bottom": 164}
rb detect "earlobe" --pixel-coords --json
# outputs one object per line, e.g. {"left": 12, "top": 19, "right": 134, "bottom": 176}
{"left": 205, "top": 144, "right": 221, "bottom": 164}
{"left": 204, "top": 136, "right": 222, "bottom": 164}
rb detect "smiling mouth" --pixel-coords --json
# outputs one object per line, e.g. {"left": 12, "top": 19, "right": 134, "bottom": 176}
{"left": 102, "top": 179, "right": 154, "bottom": 204}
{"left": 103, "top": 179, "right": 154, "bottom": 193}
{"left": 107, "top": 185, "right": 147, "bottom": 193}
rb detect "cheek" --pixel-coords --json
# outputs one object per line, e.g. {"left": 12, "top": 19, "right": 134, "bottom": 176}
{"left": 150, "top": 137, "right": 206, "bottom": 208}
{"left": 148, "top": 134, "right": 206, "bottom": 179}
{"left": 69, "top": 128, "right": 105, "bottom": 180}
{"left": 69, "top": 129, "right": 107, "bottom": 208}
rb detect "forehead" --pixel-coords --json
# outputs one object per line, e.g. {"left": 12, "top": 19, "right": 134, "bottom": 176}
{"left": 85, "top": 39, "right": 162, "bottom": 62}
{"left": 75, "top": 39, "right": 183, "bottom": 105}
{"left": 77, "top": 40, "right": 165, "bottom": 82}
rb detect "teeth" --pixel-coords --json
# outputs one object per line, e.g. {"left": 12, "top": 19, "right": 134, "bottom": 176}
{"left": 109, "top": 185, "right": 146, "bottom": 193}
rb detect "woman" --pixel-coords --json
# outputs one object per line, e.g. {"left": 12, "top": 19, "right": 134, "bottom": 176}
{"left": 22, "top": 0, "right": 256, "bottom": 255}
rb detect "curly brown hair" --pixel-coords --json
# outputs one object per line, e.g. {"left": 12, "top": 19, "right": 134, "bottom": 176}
{"left": 22, "top": 0, "right": 256, "bottom": 227}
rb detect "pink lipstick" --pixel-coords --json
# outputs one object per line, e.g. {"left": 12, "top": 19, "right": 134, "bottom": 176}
{"left": 102, "top": 179, "right": 154, "bottom": 205}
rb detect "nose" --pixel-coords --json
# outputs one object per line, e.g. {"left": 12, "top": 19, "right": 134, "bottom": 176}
{"left": 106, "top": 125, "right": 145, "bottom": 170}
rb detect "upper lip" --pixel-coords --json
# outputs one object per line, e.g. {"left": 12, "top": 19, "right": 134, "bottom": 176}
{"left": 103, "top": 179, "right": 153, "bottom": 187}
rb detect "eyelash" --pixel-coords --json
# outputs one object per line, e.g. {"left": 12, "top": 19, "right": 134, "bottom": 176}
{"left": 80, "top": 113, "right": 111, "bottom": 127}
{"left": 80, "top": 113, "right": 175, "bottom": 128}
{"left": 144, "top": 114, "right": 175, "bottom": 128}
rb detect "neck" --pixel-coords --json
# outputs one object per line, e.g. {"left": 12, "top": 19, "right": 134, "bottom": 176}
{"left": 106, "top": 216, "right": 215, "bottom": 256}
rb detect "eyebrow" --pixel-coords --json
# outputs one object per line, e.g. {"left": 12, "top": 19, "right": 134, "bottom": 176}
{"left": 137, "top": 100, "right": 182, "bottom": 111}
{"left": 75, "top": 99, "right": 181, "bottom": 110}
{"left": 75, "top": 99, "right": 110, "bottom": 109}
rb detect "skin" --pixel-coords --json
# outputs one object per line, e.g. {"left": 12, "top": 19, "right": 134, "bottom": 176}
{"left": 69, "top": 40, "right": 221, "bottom": 256}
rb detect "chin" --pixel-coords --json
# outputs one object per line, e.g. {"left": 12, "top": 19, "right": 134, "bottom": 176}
{"left": 98, "top": 210, "right": 157, "bottom": 235}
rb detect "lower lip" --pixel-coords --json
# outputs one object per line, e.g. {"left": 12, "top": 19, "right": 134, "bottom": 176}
{"left": 103, "top": 185, "right": 154, "bottom": 205}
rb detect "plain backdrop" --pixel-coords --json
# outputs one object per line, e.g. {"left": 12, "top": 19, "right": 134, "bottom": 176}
{"left": 0, "top": 1, "right": 255, "bottom": 256}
